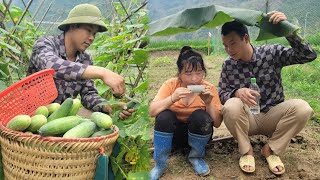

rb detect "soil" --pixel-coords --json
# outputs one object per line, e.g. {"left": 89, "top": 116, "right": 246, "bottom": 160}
{"left": 148, "top": 50, "right": 320, "bottom": 180}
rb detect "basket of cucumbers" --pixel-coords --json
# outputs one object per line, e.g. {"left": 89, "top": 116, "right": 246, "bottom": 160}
{"left": 0, "top": 69, "right": 119, "bottom": 180}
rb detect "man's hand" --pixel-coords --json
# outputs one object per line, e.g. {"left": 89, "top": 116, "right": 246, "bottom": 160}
{"left": 119, "top": 109, "right": 135, "bottom": 120}
{"left": 118, "top": 102, "right": 135, "bottom": 120}
{"left": 267, "top": 11, "right": 287, "bottom": 24}
{"left": 103, "top": 102, "right": 135, "bottom": 120}
{"left": 235, "top": 88, "right": 260, "bottom": 107}
{"left": 102, "top": 105, "right": 113, "bottom": 114}
{"left": 82, "top": 66, "right": 125, "bottom": 97}
{"left": 101, "top": 69, "right": 125, "bottom": 97}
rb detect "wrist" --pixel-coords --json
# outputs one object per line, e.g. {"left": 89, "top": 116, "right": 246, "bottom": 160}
{"left": 170, "top": 95, "right": 175, "bottom": 103}
{"left": 98, "top": 66, "right": 108, "bottom": 79}
{"left": 232, "top": 89, "right": 238, "bottom": 98}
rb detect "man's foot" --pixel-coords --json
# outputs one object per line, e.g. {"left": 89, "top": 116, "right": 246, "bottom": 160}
{"left": 239, "top": 147, "right": 255, "bottom": 173}
{"left": 261, "top": 144, "right": 285, "bottom": 175}
{"left": 239, "top": 155, "right": 255, "bottom": 173}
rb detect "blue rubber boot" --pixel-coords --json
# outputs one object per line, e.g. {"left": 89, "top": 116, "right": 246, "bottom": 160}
{"left": 188, "top": 131, "right": 211, "bottom": 176}
{"left": 150, "top": 130, "right": 173, "bottom": 180}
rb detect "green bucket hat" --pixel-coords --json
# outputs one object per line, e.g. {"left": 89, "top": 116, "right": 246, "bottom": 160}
{"left": 58, "top": 4, "right": 107, "bottom": 32}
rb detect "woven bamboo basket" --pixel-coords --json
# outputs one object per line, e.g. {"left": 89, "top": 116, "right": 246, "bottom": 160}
{"left": 0, "top": 125, "right": 119, "bottom": 180}
{"left": 0, "top": 69, "right": 119, "bottom": 179}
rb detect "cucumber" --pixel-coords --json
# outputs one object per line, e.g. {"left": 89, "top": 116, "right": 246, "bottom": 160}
{"left": 6, "top": 115, "right": 31, "bottom": 131}
{"left": 47, "top": 98, "right": 73, "bottom": 122}
{"left": 38, "top": 116, "right": 83, "bottom": 136}
{"left": 90, "top": 112, "right": 113, "bottom": 129}
{"left": 126, "top": 101, "right": 136, "bottom": 109}
{"left": 63, "top": 121, "right": 97, "bottom": 138}
{"left": 26, "top": 115, "right": 47, "bottom": 133}
{"left": 90, "top": 128, "right": 114, "bottom": 137}
{"left": 33, "top": 106, "right": 49, "bottom": 117}
{"left": 126, "top": 101, "right": 140, "bottom": 109}
{"left": 46, "top": 103, "right": 60, "bottom": 115}
{"left": 68, "top": 98, "right": 82, "bottom": 116}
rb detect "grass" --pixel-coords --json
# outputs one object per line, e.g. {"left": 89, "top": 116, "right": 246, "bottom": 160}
{"left": 282, "top": 58, "right": 320, "bottom": 119}
{"left": 148, "top": 35, "right": 320, "bottom": 53}
{"left": 148, "top": 39, "right": 215, "bottom": 53}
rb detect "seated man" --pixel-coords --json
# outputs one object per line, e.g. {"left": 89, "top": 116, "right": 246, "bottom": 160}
{"left": 218, "top": 11, "right": 317, "bottom": 175}
{"left": 27, "top": 4, "right": 133, "bottom": 118}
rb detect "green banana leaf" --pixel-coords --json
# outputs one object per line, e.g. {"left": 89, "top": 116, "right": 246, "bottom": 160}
{"left": 149, "top": 5, "right": 301, "bottom": 41}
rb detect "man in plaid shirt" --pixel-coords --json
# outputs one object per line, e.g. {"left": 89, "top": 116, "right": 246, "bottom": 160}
{"left": 218, "top": 11, "right": 317, "bottom": 175}
{"left": 28, "top": 4, "right": 133, "bottom": 119}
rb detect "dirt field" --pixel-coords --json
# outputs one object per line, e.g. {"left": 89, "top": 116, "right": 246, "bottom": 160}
{"left": 148, "top": 50, "right": 320, "bottom": 180}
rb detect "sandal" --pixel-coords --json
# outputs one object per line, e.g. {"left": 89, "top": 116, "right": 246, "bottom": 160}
{"left": 266, "top": 155, "right": 285, "bottom": 175}
{"left": 239, "top": 155, "right": 255, "bottom": 173}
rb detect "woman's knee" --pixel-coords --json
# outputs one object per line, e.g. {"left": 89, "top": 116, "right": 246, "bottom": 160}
{"left": 188, "top": 109, "right": 213, "bottom": 135}
{"left": 154, "top": 109, "right": 177, "bottom": 133}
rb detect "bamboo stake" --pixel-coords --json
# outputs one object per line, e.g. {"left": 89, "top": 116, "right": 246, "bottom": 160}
{"left": 3, "top": 0, "right": 15, "bottom": 25}
{"left": 35, "top": 0, "right": 53, "bottom": 31}
{"left": 121, "top": 0, "right": 148, "bottom": 23}
{"left": 31, "top": 0, "right": 46, "bottom": 21}
{"left": 129, "top": 61, "right": 147, "bottom": 97}
{"left": 20, "top": 0, "right": 32, "bottom": 19}
{"left": 12, "top": 0, "right": 33, "bottom": 34}
{"left": 44, "top": 15, "right": 61, "bottom": 35}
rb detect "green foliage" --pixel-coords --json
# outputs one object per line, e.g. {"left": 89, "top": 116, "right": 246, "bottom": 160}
{"left": 307, "top": 32, "right": 320, "bottom": 46}
{"left": 282, "top": 57, "right": 320, "bottom": 121}
{"left": 0, "top": 3, "right": 44, "bottom": 86}
{"left": 110, "top": 100, "right": 150, "bottom": 180}
{"left": 148, "top": 39, "right": 208, "bottom": 52}
{"left": 90, "top": 1, "right": 150, "bottom": 179}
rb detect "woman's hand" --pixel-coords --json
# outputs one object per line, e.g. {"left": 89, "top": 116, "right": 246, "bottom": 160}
{"left": 200, "top": 86, "right": 213, "bottom": 105}
{"left": 171, "top": 87, "right": 191, "bottom": 102}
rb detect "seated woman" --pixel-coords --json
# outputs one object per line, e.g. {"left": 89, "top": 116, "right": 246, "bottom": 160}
{"left": 149, "top": 46, "right": 223, "bottom": 179}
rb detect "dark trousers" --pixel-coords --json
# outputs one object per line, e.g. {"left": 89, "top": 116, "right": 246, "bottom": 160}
{"left": 154, "top": 109, "right": 213, "bottom": 149}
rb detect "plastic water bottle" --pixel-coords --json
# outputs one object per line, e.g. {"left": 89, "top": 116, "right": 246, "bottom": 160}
{"left": 249, "top": 78, "right": 260, "bottom": 114}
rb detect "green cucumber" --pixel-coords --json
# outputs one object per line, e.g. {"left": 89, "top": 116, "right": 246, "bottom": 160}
{"left": 46, "top": 103, "right": 61, "bottom": 115}
{"left": 38, "top": 116, "right": 83, "bottom": 136}
{"left": 90, "top": 128, "right": 114, "bottom": 137}
{"left": 63, "top": 121, "right": 97, "bottom": 138}
{"left": 47, "top": 98, "right": 73, "bottom": 122}
{"left": 33, "top": 106, "right": 49, "bottom": 117}
{"left": 6, "top": 115, "right": 31, "bottom": 131}
{"left": 26, "top": 114, "right": 47, "bottom": 133}
{"left": 68, "top": 98, "right": 82, "bottom": 116}
{"left": 90, "top": 112, "right": 113, "bottom": 129}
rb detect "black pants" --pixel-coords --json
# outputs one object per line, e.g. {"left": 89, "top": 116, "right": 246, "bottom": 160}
{"left": 154, "top": 109, "right": 213, "bottom": 149}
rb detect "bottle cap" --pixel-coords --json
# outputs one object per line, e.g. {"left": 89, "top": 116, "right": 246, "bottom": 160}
{"left": 250, "top": 77, "right": 256, "bottom": 83}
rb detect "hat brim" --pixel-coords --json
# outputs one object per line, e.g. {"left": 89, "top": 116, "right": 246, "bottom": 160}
{"left": 58, "top": 16, "right": 107, "bottom": 32}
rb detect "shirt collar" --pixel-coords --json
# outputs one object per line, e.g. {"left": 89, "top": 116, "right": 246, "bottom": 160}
{"left": 58, "top": 33, "right": 85, "bottom": 62}
{"left": 58, "top": 34, "right": 67, "bottom": 59}
{"left": 234, "top": 45, "right": 257, "bottom": 66}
